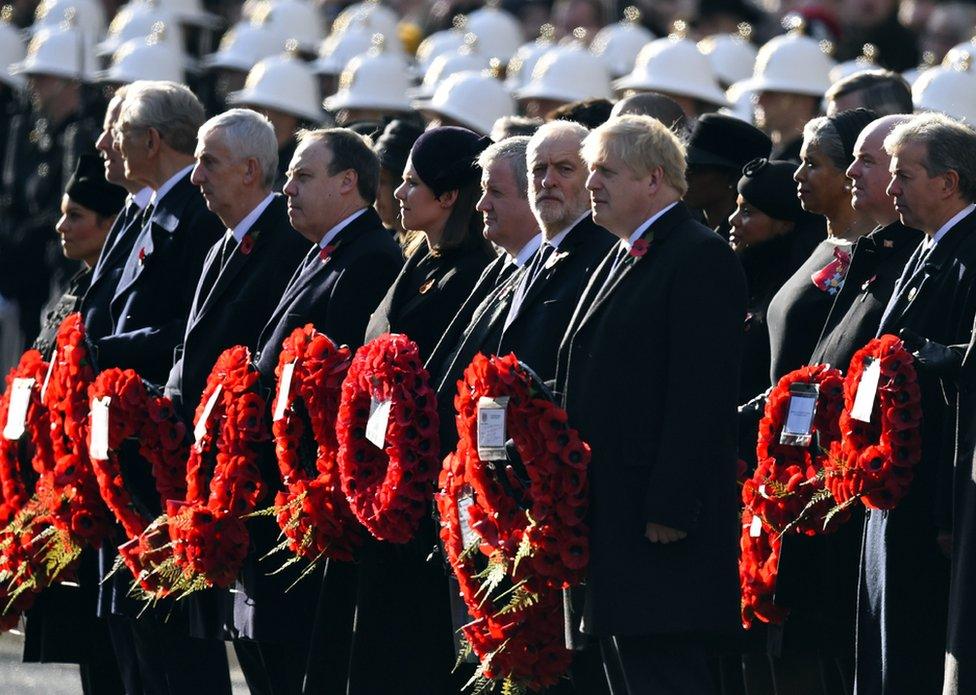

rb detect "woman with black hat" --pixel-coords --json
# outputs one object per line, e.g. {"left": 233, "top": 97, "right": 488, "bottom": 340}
{"left": 351, "top": 126, "right": 495, "bottom": 695}
{"left": 365, "top": 125, "right": 496, "bottom": 358}
{"left": 372, "top": 118, "right": 423, "bottom": 246}
{"left": 23, "top": 154, "right": 127, "bottom": 695}
{"left": 730, "top": 158, "right": 826, "bottom": 403}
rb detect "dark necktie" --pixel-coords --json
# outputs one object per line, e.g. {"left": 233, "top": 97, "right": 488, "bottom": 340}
{"left": 139, "top": 203, "right": 155, "bottom": 231}
{"left": 218, "top": 233, "right": 236, "bottom": 271}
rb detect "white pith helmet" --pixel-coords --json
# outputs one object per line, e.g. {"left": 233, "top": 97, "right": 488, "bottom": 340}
{"left": 913, "top": 60, "right": 976, "bottom": 123}
{"left": 590, "top": 7, "right": 655, "bottom": 78}
{"left": 505, "top": 25, "right": 555, "bottom": 91}
{"left": 739, "top": 24, "right": 835, "bottom": 97}
{"left": 98, "top": 32, "right": 185, "bottom": 83}
{"left": 96, "top": 2, "right": 183, "bottom": 58}
{"left": 33, "top": 0, "right": 105, "bottom": 42}
{"left": 0, "top": 9, "right": 26, "bottom": 89}
{"left": 698, "top": 25, "right": 757, "bottom": 87}
{"left": 464, "top": 6, "right": 523, "bottom": 63}
{"left": 202, "top": 20, "right": 281, "bottom": 71}
{"left": 332, "top": 0, "right": 399, "bottom": 43}
{"left": 829, "top": 43, "right": 880, "bottom": 83}
{"left": 614, "top": 30, "right": 728, "bottom": 107}
{"left": 250, "top": 0, "right": 323, "bottom": 54}
{"left": 415, "top": 23, "right": 466, "bottom": 72}
{"left": 412, "top": 33, "right": 489, "bottom": 99}
{"left": 413, "top": 68, "right": 514, "bottom": 136}
{"left": 228, "top": 49, "right": 322, "bottom": 121}
{"left": 313, "top": 15, "right": 403, "bottom": 76}
{"left": 515, "top": 42, "right": 612, "bottom": 104}
{"left": 323, "top": 37, "right": 412, "bottom": 112}
{"left": 13, "top": 23, "right": 96, "bottom": 81}
{"left": 152, "top": 0, "right": 221, "bottom": 28}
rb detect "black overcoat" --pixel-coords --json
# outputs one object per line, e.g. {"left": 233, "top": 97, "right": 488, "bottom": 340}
{"left": 556, "top": 202, "right": 745, "bottom": 637}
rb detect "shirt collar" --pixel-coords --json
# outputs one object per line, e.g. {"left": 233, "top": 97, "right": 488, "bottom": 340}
{"left": 625, "top": 201, "right": 678, "bottom": 249}
{"left": 319, "top": 207, "right": 367, "bottom": 249}
{"left": 149, "top": 164, "right": 194, "bottom": 206}
{"left": 926, "top": 203, "right": 976, "bottom": 250}
{"left": 131, "top": 186, "right": 153, "bottom": 210}
{"left": 508, "top": 232, "right": 543, "bottom": 268}
{"left": 546, "top": 211, "right": 589, "bottom": 250}
{"left": 228, "top": 193, "right": 275, "bottom": 243}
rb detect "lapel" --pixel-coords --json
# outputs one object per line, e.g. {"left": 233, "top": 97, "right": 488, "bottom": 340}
{"left": 882, "top": 212, "right": 975, "bottom": 331}
{"left": 111, "top": 174, "right": 192, "bottom": 302}
{"left": 506, "top": 219, "right": 590, "bottom": 332}
{"left": 268, "top": 209, "right": 375, "bottom": 326}
{"left": 576, "top": 203, "right": 688, "bottom": 334}
{"left": 90, "top": 203, "right": 136, "bottom": 286}
{"left": 188, "top": 197, "right": 284, "bottom": 333}
{"left": 396, "top": 245, "right": 450, "bottom": 321}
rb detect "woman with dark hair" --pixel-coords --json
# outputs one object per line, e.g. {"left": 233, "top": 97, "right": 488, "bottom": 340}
{"left": 730, "top": 158, "right": 825, "bottom": 402}
{"left": 24, "top": 154, "right": 127, "bottom": 695}
{"left": 365, "top": 125, "right": 496, "bottom": 359}
{"left": 353, "top": 126, "right": 494, "bottom": 695}
{"left": 371, "top": 118, "right": 423, "bottom": 246}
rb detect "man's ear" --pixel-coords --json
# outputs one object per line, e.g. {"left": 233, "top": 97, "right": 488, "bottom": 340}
{"left": 340, "top": 168, "right": 359, "bottom": 196}
{"left": 942, "top": 169, "right": 961, "bottom": 200}
{"left": 146, "top": 126, "right": 162, "bottom": 157}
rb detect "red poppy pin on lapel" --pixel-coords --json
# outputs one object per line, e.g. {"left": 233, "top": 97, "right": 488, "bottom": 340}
{"left": 319, "top": 244, "right": 336, "bottom": 262}
{"left": 138, "top": 247, "right": 147, "bottom": 264}
{"left": 629, "top": 239, "right": 649, "bottom": 258}
{"left": 239, "top": 235, "right": 255, "bottom": 255}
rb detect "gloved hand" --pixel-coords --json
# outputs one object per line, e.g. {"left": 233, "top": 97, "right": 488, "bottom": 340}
{"left": 898, "top": 328, "right": 963, "bottom": 376}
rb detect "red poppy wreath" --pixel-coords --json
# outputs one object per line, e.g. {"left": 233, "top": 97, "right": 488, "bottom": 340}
{"left": 85, "top": 368, "right": 189, "bottom": 593}
{"left": 268, "top": 324, "right": 361, "bottom": 568}
{"left": 31, "top": 314, "right": 113, "bottom": 567}
{"left": 824, "top": 334, "right": 922, "bottom": 510}
{"left": 336, "top": 333, "right": 440, "bottom": 544}
{"left": 738, "top": 364, "right": 845, "bottom": 628}
{"left": 0, "top": 350, "right": 53, "bottom": 629}
{"left": 145, "top": 346, "right": 269, "bottom": 596}
{"left": 436, "top": 353, "right": 590, "bottom": 691}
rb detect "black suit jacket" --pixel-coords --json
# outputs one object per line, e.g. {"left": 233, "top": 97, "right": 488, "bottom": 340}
{"left": 253, "top": 206, "right": 403, "bottom": 381}
{"left": 95, "top": 172, "right": 224, "bottom": 384}
{"left": 165, "top": 194, "right": 310, "bottom": 419}
{"left": 364, "top": 240, "right": 495, "bottom": 360}
{"left": 556, "top": 202, "right": 746, "bottom": 637}
{"left": 426, "top": 253, "right": 519, "bottom": 385}
{"left": 81, "top": 199, "right": 148, "bottom": 343}
{"left": 858, "top": 208, "right": 976, "bottom": 695}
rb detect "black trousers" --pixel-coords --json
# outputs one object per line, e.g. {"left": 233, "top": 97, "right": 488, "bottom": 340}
{"left": 106, "top": 612, "right": 232, "bottom": 695}
{"left": 234, "top": 638, "right": 307, "bottom": 695}
{"left": 599, "top": 635, "right": 718, "bottom": 695}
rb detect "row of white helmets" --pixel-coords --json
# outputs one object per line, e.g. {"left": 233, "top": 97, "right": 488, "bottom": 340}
{"left": 4, "top": 1, "right": 976, "bottom": 128}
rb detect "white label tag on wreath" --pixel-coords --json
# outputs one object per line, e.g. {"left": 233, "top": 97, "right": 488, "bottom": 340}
{"left": 749, "top": 514, "right": 763, "bottom": 538}
{"left": 273, "top": 361, "right": 297, "bottom": 423}
{"left": 3, "top": 378, "right": 36, "bottom": 441}
{"left": 40, "top": 351, "right": 56, "bottom": 402}
{"left": 89, "top": 396, "right": 111, "bottom": 461}
{"left": 194, "top": 383, "right": 223, "bottom": 444}
{"left": 476, "top": 396, "right": 509, "bottom": 460}
{"left": 851, "top": 358, "right": 882, "bottom": 423}
{"left": 366, "top": 396, "right": 391, "bottom": 450}
{"left": 457, "top": 492, "right": 478, "bottom": 548}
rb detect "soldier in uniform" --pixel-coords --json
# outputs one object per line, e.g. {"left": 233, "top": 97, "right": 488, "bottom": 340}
{"left": 0, "top": 25, "right": 99, "bottom": 350}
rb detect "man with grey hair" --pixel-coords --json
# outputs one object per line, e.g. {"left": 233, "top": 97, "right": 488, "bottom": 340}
{"left": 856, "top": 112, "right": 976, "bottom": 695}
{"left": 557, "top": 115, "right": 745, "bottom": 693}
{"left": 94, "top": 80, "right": 224, "bottom": 385}
{"left": 94, "top": 80, "right": 231, "bottom": 695}
{"left": 165, "top": 107, "right": 310, "bottom": 695}
{"left": 427, "top": 136, "right": 544, "bottom": 445}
